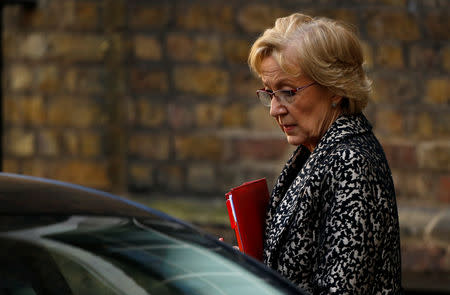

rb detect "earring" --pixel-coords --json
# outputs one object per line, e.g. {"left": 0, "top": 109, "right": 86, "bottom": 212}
{"left": 332, "top": 102, "right": 337, "bottom": 108}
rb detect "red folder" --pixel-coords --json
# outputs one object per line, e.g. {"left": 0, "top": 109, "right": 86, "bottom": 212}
{"left": 225, "top": 178, "right": 270, "bottom": 261}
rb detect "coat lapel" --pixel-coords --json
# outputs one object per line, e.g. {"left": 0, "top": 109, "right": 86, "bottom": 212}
{"left": 264, "top": 114, "right": 372, "bottom": 268}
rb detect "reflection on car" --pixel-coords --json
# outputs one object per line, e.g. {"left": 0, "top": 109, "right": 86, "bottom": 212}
{"left": 0, "top": 173, "right": 306, "bottom": 295}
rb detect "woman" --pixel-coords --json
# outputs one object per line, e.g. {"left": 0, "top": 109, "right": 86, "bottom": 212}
{"left": 248, "top": 13, "right": 402, "bottom": 294}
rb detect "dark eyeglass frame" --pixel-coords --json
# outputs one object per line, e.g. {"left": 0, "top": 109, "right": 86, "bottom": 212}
{"left": 256, "top": 81, "right": 317, "bottom": 107}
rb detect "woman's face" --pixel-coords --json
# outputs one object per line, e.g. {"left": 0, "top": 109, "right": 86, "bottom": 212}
{"left": 259, "top": 56, "right": 339, "bottom": 150}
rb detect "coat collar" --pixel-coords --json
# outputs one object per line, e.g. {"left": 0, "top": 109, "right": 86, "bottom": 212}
{"left": 314, "top": 113, "right": 372, "bottom": 153}
{"left": 264, "top": 113, "right": 372, "bottom": 267}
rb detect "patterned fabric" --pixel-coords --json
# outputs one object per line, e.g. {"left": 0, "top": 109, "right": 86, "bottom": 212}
{"left": 264, "top": 113, "right": 402, "bottom": 294}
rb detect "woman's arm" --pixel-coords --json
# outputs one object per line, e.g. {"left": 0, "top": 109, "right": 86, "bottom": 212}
{"left": 315, "top": 151, "right": 388, "bottom": 294}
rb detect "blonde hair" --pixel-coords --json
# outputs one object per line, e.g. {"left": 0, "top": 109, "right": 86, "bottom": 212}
{"left": 248, "top": 13, "right": 371, "bottom": 114}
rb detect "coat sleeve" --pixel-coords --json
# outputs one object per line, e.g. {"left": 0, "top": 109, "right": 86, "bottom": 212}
{"left": 314, "top": 150, "right": 386, "bottom": 294}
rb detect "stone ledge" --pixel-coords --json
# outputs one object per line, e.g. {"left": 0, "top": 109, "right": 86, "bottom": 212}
{"left": 131, "top": 195, "right": 450, "bottom": 247}
{"left": 127, "top": 195, "right": 230, "bottom": 225}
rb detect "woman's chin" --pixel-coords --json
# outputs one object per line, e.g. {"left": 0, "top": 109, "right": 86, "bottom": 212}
{"left": 286, "top": 136, "right": 303, "bottom": 146}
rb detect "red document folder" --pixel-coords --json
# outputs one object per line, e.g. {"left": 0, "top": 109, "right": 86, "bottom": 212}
{"left": 225, "top": 178, "right": 270, "bottom": 261}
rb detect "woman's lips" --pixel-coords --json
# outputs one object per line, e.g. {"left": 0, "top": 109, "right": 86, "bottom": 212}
{"left": 282, "top": 124, "right": 296, "bottom": 133}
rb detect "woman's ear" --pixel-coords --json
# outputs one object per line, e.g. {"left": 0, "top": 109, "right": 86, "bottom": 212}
{"left": 331, "top": 94, "right": 343, "bottom": 107}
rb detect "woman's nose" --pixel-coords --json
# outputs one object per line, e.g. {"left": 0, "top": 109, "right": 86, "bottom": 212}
{"left": 269, "top": 96, "right": 287, "bottom": 117}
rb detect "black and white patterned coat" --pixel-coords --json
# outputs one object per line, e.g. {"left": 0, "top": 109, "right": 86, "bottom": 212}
{"left": 264, "top": 114, "right": 402, "bottom": 294}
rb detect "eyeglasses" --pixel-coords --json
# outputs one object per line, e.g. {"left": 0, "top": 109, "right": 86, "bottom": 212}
{"left": 256, "top": 82, "right": 317, "bottom": 107}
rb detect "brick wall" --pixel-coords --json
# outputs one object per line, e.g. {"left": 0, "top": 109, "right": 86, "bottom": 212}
{"left": 3, "top": 0, "right": 450, "bottom": 286}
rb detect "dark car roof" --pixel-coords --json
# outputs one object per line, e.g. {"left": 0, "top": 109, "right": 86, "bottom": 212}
{"left": 0, "top": 173, "right": 167, "bottom": 218}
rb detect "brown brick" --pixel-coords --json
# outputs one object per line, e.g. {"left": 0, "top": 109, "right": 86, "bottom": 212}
{"left": 74, "top": 1, "right": 100, "bottom": 30}
{"left": 371, "top": 75, "right": 418, "bottom": 104}
{"left": 37, "top": 65, "right": 60, "bottom": 93}
{"left": 3, "top": 6, "right": 20, "bottom": 28}
{"left": 374, "top": 109, "right": 405, "bottom": 136}
{"left": 414, "top": 112, "right": 433, "bottom": 139}
{"left": 6, "top": 128, "right": 35, "bottom": 157}
{"left": 22, "top": 159, "right": 48, "bottom": 178}
{"left": 48, "top": 34, "right": 106, "bottom": 62}
{"left": 425, "top": 78, "right": 450, "bottom": 104}
{"left": 174, "top": 67, "right": 228, "bottom": 96}
{"left": 129, "top": 4, "right": 171, "bottom": 29}
{"left": 438, "top": 176, "right": 450, "bottom": 203}
{"left": 5, "top": 95, "right": 46, "bottom": 125}
{"left": 376, "top": 44, "right": 404, "bottom": 69}
{"left": 443, "top": 46, "right": 450, "bottom": 72}
{"left": 166, "top": 34, "right": 194, "bottom": 61}
{"left": 129, "top": 163, "right": 153, "bottom": 188}
{"left": 22, "top": 96, "right": 47, "bottom": 125}
{"left": 37, "top": 129, "right": 59, "bottom": 156}
{"left": 361, "top": 41, "right": 374, "bottom": 70}
{"left": 366, "top": 11, "right": 420, "bottom": 41}
{"left": 61, "top": 131, "right": 79, "bottom": 156}
{"left": 48, "top": 97, "right": 106, "bottom": 127}
{"left": 167, "top": 34, "right": 222, "bottom": 63}
{"left": 51, "top": 160, "right": 111, "bottom": 189}
{"left": 409, "top": 45, "right": 441, "bottom": 70}
{"left": 379, "top": 0, "right": 406, "bottom": 5}
{"left": 136, "top": 99, "right": 166, "bottom": 128}
{"left": 126, "top": 98, "right": 137, "bottom": 126}
{"left": 187, "top": 164, "right": 216, "bottom": 192}
{"left": 22, "top": 2, "right": 60, "bottom": 28}
{"left": 238, "top": 4, "right": 287, "bottom": 33}
{"left": 176, "top": 3, "right": 234, "bottom": 32}
{"left": 167, "top": 33, "right": 223, "bottom": 63}
{"left": 128, "top": 133, "right": 170, "bottom": 160}
{"left": 383, "top": 142, "right": 417, "bottom": 169}
{"left": 224, "top": 38, "right": 251, "bottom": 65}
{"left": 134, "top": 35, "right": 162, "bottom": 61}
{"left": 64, "top": 67, "right": 105, "bottom": 94}
{"left": 233, "top": 70, "right": 263, "bottom": 99}
{"left": 391, "top": 170, "right": 434, "bottom": 201}
{"left": 195, "top": 104, "right": 222, "bottom": 128}
{"left": 193, "top": 36, "right": 222, "bottom": 63}
{"left": 80, "top": 131, "right": 103, "bottom": 157}
{"left": 103, "top": 0, "right": 126, "bottom": 30}
{"left": 420, "top": 0, "right": 450, "bottom": 8}
{"left": 425, "top": 11, "right": 450, "bottom": 40}
{"left": 130, "top": 69, "right": 168, "bottom": 93}
{"left": 3, "top": 30, "right": 18, "bottom": 59}
{"left": 167, "top": 104, "right": 195, "bottom": 130}
{"left": 411, "top": 110, "right": 450, "bottom": 139}
{"left": 175, "top": 135, "right": 223, "bottom": 162}
{"left": 106, "top": 33, "right": 127, "bottom": 64}
{"left": 418, "top": 143, "right": 450, "bottom": 171}
{"left": 249, "top": 105, "right": 280, "bottom": 131}
{"left": 232, "top": 138, "right": 289, "bottom": 161}
{"left": 10, "top": 65, "right": 33, "bottom": 91}
{"left": 436, "top": 112, "right": 450, "bottom": 138}
{"left": 3, "top": 159, "right": 20, "bottom": 174}
{"left": 156, "top": 165, "right": 184, "bottom": 191}
{"left": 17, "top": 1, "right": 99, "bottom": 30}
{"left": 223, "top": 103, "right": 248, "bottom": 128}
{"left": 19, "top": 33, "right": 48, "bottom": 60}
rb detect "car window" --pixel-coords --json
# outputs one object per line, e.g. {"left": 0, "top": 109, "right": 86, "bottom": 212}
{"left": 0, "top": 277, "right": 37, "bottom": 295}
{"left": 0, "top": 236, "right": 72, "bottom": 295}
{"left": 0, "top": 216, "right": 303, "bottom": 295}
